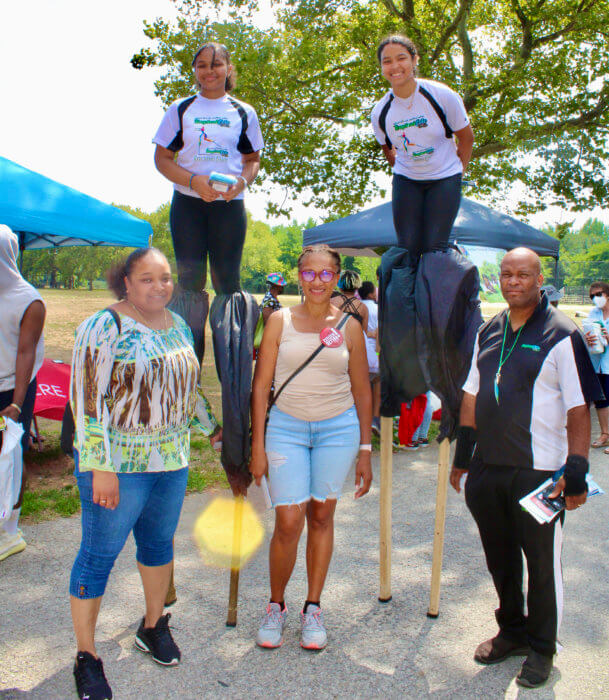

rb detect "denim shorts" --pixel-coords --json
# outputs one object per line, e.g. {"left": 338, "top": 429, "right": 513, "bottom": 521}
{"left": 265, "top": 405, "right": 360, "bottom": 506}
{"left": 70, "top": 452, "right": 188, "bottom": 599}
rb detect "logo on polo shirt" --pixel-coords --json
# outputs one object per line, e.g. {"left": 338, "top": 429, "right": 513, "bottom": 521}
{"left": 521, "top": 344, "right": 541, "bottom": 352}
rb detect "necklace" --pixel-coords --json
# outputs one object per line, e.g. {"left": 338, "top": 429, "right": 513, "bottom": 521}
{"left": 127, "top": 301, "right": 170, "bottom": 330}
{"left": 403, "top": 80, "right": 417, "bottom": 109}
{"left": 494, "top": 312, "right": 525, "bottom": 404}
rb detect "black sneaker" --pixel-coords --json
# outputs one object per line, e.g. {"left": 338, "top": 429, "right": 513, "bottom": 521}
{"left": 73, "top": 651, "right": 112, "bottom": 700}
{"left": 134, "top": 613, "right": 181, "bottom": 666}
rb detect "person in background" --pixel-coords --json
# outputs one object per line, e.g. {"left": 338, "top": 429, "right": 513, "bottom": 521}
{"left": 260, "top": 273, "right": 287, "bottom": 325}
{"left": 69, "top": 248, "right": 219, "bottom": 700}
{"left": 359, "top": 281, "right": 381, "bottom": 435}
{"left": 250, "top": 244, "right": 372, "bottom": 651}
{"left": 0, "top": 225, "right": 45, "bottom": 561}
{"left": 411, "top": 391, "right": 436, "bottom": 447}
{"left": 583, "top": 281, "right": 609, "bottom": 450}
{"left": 540, "top": 284, "right": 563, "bottom": 308}
{"left": 331, "top": 270, "right": 369, "bottom": 332}
{"left": 450, "top": 248, "right": 600, "bottom": 689}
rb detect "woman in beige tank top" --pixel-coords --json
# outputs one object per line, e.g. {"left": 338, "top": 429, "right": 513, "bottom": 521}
{"left": 250, "top": 244, "right": 372, "bottom": 651}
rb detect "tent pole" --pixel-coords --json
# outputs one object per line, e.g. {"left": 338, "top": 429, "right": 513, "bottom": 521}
{"left": 554, "top": 257, "right": 559, "bottom": 286}
{"left": 379, "top": 416, "right": 393, "bottom": 602}
{"left": 427, "top": 438, "right": 451, "bottom": 617}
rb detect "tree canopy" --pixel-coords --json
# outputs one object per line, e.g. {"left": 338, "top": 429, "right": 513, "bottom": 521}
{"left": 132, "top": 0, "right": 609, "bottom": 217}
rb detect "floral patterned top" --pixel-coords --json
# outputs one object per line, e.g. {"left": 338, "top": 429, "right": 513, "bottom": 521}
{"left": 70, "top": 309, "right": 217, "bottom": 473}
{"left": 259, "top": 290, "right": 282, "bottom": 313}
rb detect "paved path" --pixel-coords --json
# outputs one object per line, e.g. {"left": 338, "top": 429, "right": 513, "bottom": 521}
{"left": 2, "top": 441, "right": 609, "bottom": 699}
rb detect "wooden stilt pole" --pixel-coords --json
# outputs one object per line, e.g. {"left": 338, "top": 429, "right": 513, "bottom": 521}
{"left": 379, "top": 416, "right": 393, "bottom": 602}
{"left": 427, "top": 438, "right": 451, "bottom": 618}
{"left": 226, "top": 495, "right": 244, "bottom": 627}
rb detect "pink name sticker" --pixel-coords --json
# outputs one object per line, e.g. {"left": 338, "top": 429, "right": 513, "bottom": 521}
{"left": 320, "top": 327, "right": 344, "bottom": 348}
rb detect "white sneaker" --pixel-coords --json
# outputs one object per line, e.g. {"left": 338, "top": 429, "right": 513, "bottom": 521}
{"left": 300, "top": 604, "right": 327, "bottom": 650}
{"left": 256, "top": 603, "right": 287, "bottom": 648}
{"left": 0, "top": 530, "right": 26, "bottom": 562}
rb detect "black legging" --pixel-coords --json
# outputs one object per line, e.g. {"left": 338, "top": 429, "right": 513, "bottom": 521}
{"left": 169, "top": 191, "right": 247, "bottom": 294}
{"left": 391, "top": 172, "right": 462, "bottom": 256}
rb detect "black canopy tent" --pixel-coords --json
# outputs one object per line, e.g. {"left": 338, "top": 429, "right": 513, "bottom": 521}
{"left": 303, "top": 197, "right": 559, "bottom": 261}
{"left": 304, "top": 197, "right": 560, "bottom": 615}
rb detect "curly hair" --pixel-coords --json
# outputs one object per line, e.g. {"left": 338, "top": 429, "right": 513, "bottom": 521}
{"left": 106, "top": 247, "right": 167, "bottom": 300}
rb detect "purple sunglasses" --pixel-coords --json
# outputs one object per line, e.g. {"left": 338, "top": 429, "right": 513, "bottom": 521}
{"left": 300, "top": 269, "right": 337, "bottom": 283}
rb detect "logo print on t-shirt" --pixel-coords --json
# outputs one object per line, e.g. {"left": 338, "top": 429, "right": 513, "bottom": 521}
{"left": 398, "top": 132, "right": 434, "bottom": 160}
{"left": 194, "top": 118, "right": 229, "bottom": 161}
{"left": 394, "top": 116, "right": 428, "bottom": 129}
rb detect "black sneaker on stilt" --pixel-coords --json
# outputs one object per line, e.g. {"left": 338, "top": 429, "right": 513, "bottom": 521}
{"left": 134, "top": 612, "right": 181, "bottom": 666}
{"left": 73, "top": 651, "right": 112, "bottom": 700}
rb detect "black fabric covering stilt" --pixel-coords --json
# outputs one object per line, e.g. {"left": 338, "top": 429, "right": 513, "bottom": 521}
{"left": 210, "top": 292, "right": 259, "bottom": 493}
{"left": 415, "top": 249, "right": 482, "bottom": 439}
{"left": 168, "top": 287, "right": 210, "bottom": 364}
{"left": 378, "top": 247, "right": 427, "bottom": 416}
{"left": 378, "top": 246, "right": 482, "bottom": 439}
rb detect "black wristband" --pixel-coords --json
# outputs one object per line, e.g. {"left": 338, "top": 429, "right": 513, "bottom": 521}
{"left": 563, "top": 454, "right": 589, "bottom": 496}
{"left": 454, "top": 426, "right": 477, "bottom": 470}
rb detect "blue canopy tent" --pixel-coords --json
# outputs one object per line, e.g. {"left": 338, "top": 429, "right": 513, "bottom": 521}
{"left": 0, "top": 156, "right": 152, "bottom": 251}
{"left": 303, "top": 197, "right": 559, "bottom": 261}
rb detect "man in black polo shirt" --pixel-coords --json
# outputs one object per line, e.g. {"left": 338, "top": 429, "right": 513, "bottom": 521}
{"left": 450, "top": 247, "right": 602, "bottom": 688}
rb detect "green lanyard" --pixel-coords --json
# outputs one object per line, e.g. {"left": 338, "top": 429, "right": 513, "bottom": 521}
{"left": 494, "top": 312, "right": 524, "bottom": 404}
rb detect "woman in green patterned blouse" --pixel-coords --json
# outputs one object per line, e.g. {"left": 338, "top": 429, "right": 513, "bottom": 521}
{"left": 69, "top": 248, "right": 220, "bottom": 700}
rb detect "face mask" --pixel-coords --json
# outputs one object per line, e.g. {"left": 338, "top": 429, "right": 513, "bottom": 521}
{"left": 594, "top": 295, "right": 607, "bottom": 309}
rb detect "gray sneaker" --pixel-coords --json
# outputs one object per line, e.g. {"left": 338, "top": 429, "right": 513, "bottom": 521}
{"left": 256, "top": 603, "right": 287, "bottom": 648}
{"left": 300, "top": 604, "right": 327, "bottom": 650}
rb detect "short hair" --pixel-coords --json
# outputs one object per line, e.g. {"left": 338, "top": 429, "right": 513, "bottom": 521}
{"left": 337, "top": 270, "right": 361, "bottom": 292}
{"left": 359, "top": 281, "right": 376, "bottom": 299}
{"left": 297, "top": 244, "right": 341, "bottom": 273}
{"left": 589, "top": 281, "right": 609, "bottom": 297}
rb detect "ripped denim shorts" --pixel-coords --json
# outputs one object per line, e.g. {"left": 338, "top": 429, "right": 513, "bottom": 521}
{"left": 265, "top": 405, "right": 360, "bottom": 507}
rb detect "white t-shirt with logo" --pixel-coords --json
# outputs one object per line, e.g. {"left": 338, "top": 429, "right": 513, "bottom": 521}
{"left": 153, "top": 93, "right": 264, "bottom": 199}
{"left": 371, "top": 79, "right": 469, "bottom": 180}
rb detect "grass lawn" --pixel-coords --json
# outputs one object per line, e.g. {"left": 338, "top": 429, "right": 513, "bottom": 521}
{"left": 23, "top": 289, "right": 587, "bottom": 522}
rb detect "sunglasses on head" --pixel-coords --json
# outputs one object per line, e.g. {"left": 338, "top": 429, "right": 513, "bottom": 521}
{"left": 591, "top": 291, "right": 605, "bottom": 299}
{"left": 300, "top": 269, "right": 336, "bottom": 283}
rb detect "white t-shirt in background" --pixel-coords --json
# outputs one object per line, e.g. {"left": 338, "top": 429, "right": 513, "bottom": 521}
{"left": 371, "top": 79, "right": 469, "bottom": 180}
{"left": 361, "top": 299, "right": 379, "bottom": 374}
{"left": 153, "top": 94, "right": 264, "bottom": 200}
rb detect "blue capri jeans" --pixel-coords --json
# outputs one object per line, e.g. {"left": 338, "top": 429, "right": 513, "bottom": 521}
{"left": 70, "top": 453, "right": 188, "bottom": 599}
{"left": 265, "top": 405, "right": 360, "bottom": 507}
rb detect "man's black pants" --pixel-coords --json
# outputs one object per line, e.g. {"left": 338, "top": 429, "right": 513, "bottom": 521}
{"left": 465, "top": 462, "right": 564, "bottom": 657}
